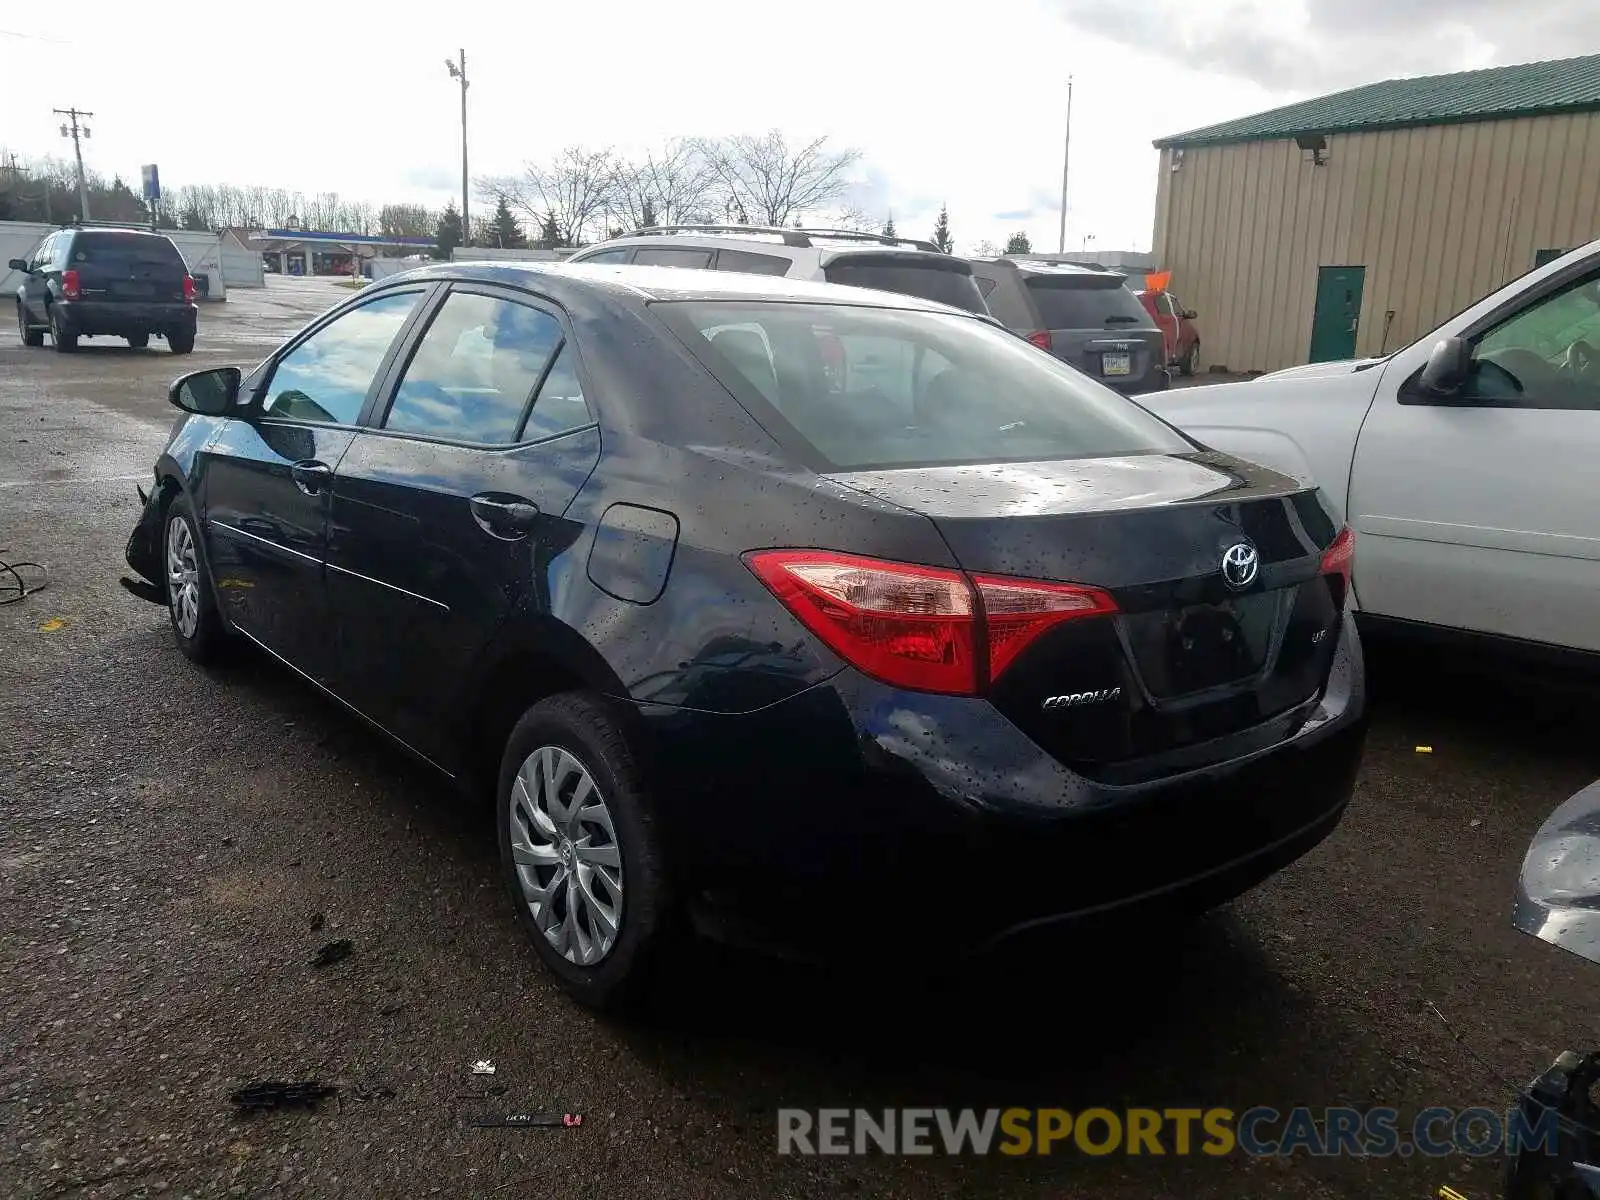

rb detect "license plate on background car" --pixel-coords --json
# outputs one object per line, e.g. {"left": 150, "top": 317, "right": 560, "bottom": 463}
{"left": 1101, "top": 353, "right": 1131, "bottom": 376}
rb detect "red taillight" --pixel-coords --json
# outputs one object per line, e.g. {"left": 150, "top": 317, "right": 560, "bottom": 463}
{"left": 744, "top": 550, "right": 1116, "bottom": 695}
{"left": 1320, "top": 526, "right": 1355, "bottom": 593}
{"left": 182, "top": 274, "right": 196, "bottom": 302}
{"left": 61, "top": 269, "right": 80, "bottom": 300}
{"left": 1027, "top": 330, "right": 1052, "bottom": 351}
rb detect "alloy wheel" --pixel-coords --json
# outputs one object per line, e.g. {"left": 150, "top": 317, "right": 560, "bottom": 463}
{"left": 507, "top": 746, "right": 624, "bottom": 966}
{"left": 166, "top": 515, "right": 201, "bottom": 639}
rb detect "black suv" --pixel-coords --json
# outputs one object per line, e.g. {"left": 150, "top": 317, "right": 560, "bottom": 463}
{"left": 11, "top": 227, "right": 197, "bottom": 354}
{"left": 968, "top": 258, "right": 1168, "bottom": 394}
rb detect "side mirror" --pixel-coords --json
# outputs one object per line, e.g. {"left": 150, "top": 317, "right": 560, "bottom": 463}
{"left": 169, "top": 366, "right": 241, "bottom": 416}
{"left": 1416, "top": 336, "right": 1472, "bottom": 397}
{"left": 7, "top": 258, "right": 30, "bottom": 273}
{"left": 1182, "top": 309, "right": 1198, "bottom": 321}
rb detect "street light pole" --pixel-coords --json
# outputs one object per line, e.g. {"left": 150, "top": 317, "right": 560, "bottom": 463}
{"left": 446, "top": 51, "right": 470, "bottom": 246}
{"left": 54, "top": 107, "right": 94, "bottom": 222}
{"left": 1056, "top": 76, "right": 1073, "bottom": 254}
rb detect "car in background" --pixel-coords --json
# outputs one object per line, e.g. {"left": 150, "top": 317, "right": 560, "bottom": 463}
{"left": 1137, "top": 288, "right": 1203, "bottom": 376}
{"left": 11, "top": 226, "right": 198, "bottom": 354}
{"left": 1142, "top": 238, "right": 1600, "bottom": 669}
{"left": 565, "top": 224, "right": 990, "bottom": 315}
{"left": 121, "top": 261, "right": 1364, "bottom": 1009}
{"left": 967, "top": 258, "right": 1169, "bottom": 394}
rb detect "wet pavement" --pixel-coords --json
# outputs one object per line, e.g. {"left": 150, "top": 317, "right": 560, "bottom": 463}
{"left": 3, "top": 277, "right": 1599, "bottom": 1199}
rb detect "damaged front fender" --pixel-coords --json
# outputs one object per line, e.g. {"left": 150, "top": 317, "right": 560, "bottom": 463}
{"left": 122, "top": 476, "right": 168, "bottom": 605}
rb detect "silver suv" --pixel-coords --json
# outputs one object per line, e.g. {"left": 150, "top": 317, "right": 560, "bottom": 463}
{"left": 567, "top": 225, "right": 991, "bottom": 315}
{"left": 967, "top": 258, "right": 1169, "bottom": 395}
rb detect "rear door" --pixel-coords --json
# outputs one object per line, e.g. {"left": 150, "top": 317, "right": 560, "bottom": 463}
{"left": 1027, "top": 275, "right": 1165, "bottom": 390}
{"left": 822, "top": 252, "right": 989, "bottom": 314}
{"left": 326, "top": 283, "right": 601, "bottom": 764}
{"left": 67, "top": 232, "right": 188, "bottom": 305}
{"left": 199, "top": 287, "right": 430, "bottom": 678}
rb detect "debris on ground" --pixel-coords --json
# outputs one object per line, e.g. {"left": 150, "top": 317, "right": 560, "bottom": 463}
{"left": 471, "top": 1060, "right": 496, "bottom": 1076}
{"left": 309, "top": 912, "right": 326, "bottom": 932}
{"left": 228, "top": 1080, "right": 339, "bottom": 1113}
{"left": 310, "top": 938, "right": 353, "bottom": 968}
{"left": 467, "top": 1112, "right": 584, "bottom": 1128}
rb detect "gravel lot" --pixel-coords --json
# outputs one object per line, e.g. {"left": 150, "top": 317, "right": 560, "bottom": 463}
{"left": 2, "top": 277, "right": 1598, "bottom": 1199}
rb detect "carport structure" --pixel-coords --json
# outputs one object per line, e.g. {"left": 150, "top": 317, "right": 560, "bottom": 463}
{"left": 250, "top": 228, "right": 435, "bottom": 277}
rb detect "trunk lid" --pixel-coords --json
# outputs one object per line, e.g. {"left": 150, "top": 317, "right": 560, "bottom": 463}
{"left": 829, "top": 451, "right": 1348, "bottom": 778}
{"left": 70, "top": 231, "right": 188, "bottom": 302}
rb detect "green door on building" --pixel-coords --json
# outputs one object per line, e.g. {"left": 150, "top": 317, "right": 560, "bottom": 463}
{"left": 1308, "top": 266, "right": 1366, "bottom": 362}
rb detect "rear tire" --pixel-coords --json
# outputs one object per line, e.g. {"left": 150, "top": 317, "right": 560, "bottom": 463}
{"left": 126, "top": 332, "right": 149, "bottom": 349}
{"left": 497, "top": 692, "right": 678, "bottom": 1012}
{"left": 1179, "top": 343, "right": 1199, "bottom": 377}
{"left": 168, "top": 329, "right": 195, "bottom": 355}
{"left": 49, "top": 308, "right": 77, "bottom": 353}
{"left": 162, "top": 494, "right": 227, "bottom": 664}
{"left": 17, "top": 303, "right": 44, "bottom": 347}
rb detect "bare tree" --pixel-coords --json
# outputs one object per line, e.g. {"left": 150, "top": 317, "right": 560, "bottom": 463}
{"left": 608, "top": 138, "right": 718, "bottom": 230}
{"left": 701, "top": 131, "right": 861, "bottom": 227}
{"left": 380, "top": 203, "right": 436, "bottom": 239}
{"left": 484, "top": 145, "right": 618, "bottom": 247}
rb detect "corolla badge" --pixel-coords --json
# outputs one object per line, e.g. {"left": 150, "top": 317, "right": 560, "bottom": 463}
{"left": 1041, "top": 687, "right": 1122, "bottom": 711}
{"left": 1220, "top": 542, "right": 1260, "bottom": 590}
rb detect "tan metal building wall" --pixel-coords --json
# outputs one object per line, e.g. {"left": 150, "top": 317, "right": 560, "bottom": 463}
{"left": 1152, "top": 111, "right": 1600, "bottom": 374}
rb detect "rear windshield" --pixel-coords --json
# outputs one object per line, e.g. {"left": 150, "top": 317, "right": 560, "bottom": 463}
{"left": 654, "top": 301, "right": 1192, "bottom": 471}
{"left": 70, "top": 232, "right": 185, "bottom": 269}
{"left": 823, "top": 257, "right": 989, "bottom": 314}
{"left": 1026, "top": 278, "right": 1155, "bottom": 329}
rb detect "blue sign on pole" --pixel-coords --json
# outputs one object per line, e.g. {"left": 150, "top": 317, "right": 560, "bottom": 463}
{"left": 141, "top": 164, "right": 160, "bottom": 204}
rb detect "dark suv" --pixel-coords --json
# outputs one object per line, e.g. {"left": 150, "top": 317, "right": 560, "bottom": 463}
{"left": 968, "top": 258, "right": 1168, "bottom": 394}
{"left": 12, "top": 227, "right": 197, "bottom": 354}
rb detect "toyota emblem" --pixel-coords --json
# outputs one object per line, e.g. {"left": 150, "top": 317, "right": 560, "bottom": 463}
{"left": 1221, "top": 542, "right": 1260, "bottom": 590}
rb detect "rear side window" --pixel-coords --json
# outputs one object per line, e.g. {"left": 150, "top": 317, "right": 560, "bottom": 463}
{"left": 634, "top": 247, "right": 714, "bottom": 268}
{"left": 977, "top": 273, "right": 1037, "bottom": 330}
{"left": 656, "top": 301, "right": 1191, "bottom": 471}
{"left": 69, "top": 232, "right": 185, "bottom": 269}
{"left": 714, "top": 248, "right": 792, "bottom": 277}
{"left": 823, "top": 256, "right": 988, "bottom": 314}
{"left": 1026, "top": 278, "right": 1154, "bottom": 329}
{"left": 384, "top": 292, "right": 564, "bottom": 443}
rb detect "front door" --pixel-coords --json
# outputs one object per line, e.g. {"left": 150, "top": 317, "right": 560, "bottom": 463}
{"left": 325, "top": 284, "right": 601, "bottom": 765}
{"left": 1348, "top": 264, "right": 1600, "bottom": 652}
{"left": 1309, "top": 266, "right": 1365, "bottom": 362}
{"left": 198, "top": 287, "right": 426, "bottom": 678}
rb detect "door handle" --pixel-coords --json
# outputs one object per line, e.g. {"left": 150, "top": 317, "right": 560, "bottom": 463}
{"left": 470, "top": 494, "right": 540, "bottom": 538}
{"left": 290, "top": 460, "right": 331, "bottom": 496}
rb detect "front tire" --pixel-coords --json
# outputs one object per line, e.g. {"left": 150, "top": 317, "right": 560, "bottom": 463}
{"left": 49, "top": 308, "right": 77, "bottom": 353}
{"left": 18, "top": 303, "right": 44, "bottom": 347}
{"left": 497, "top": 693, "right": 676, "bottom": 1011}
{"left": 168, "top": 329, "right": 195, "bottom": 355}
{"left": 162, "top": 494, "right": 226, "bottom": 664}
{"left": 126, "top": 332, "right": 150, "bottom": 349}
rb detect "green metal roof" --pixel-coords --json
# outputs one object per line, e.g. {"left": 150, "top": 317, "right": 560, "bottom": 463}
{"left": 1155, "top": 53, "right": 1600, "bottom": 149}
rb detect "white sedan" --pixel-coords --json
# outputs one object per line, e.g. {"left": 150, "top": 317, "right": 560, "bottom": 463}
{"left": 1142, "top": 240, "right": 1600, "bottom": 662}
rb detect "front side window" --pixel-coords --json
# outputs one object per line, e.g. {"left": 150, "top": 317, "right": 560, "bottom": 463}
{"left": 657, "top": 301, "right": 1193, "bottom": 470}
{"left": 263, "top": 290, "right": 421, "bottom": 425}
{"left": 384, "top": 292, "right": 564, "bottom": 443}
{"left": 1467, "top": 273, "right": 1600, "bottom": 410}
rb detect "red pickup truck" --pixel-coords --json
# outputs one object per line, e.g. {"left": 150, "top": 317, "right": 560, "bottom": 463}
{"left": 1135, "top": 288, "right": 1202, "bottom": 376}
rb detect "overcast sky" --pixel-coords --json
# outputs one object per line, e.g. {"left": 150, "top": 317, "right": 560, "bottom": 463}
{"left": 2, "top": 1, "right": 1595, "bottom": 253}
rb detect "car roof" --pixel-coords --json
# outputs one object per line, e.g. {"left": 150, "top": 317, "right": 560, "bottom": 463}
{"left": 968, "top": 257, "right": 1129, "bottom": 283}
{"left": 386, "top": 260, "right": 977, "bottom": 314}
{"left": 63, "top": 226, "right": 171, "bottom": 238}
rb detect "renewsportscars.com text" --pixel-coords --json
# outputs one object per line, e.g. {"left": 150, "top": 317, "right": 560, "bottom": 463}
{"left": 777, "top": 1106, "right": 1558, "bottom": 1158}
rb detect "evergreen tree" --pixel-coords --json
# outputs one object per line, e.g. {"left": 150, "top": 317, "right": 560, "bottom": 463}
{"left": 491, "top": 195, "right": 526, "bottom": 248}
{"left": 435, "top": 202, "right": 463, "bottom": 260}
{"left": 639, "top": 197, "right": 658, "bottom": 229}
{"left": 536, "top": 212, "right": 562, "bottom": 249}
{"left": 1004, "top": 230, "right": 1032, "bottom": 254}
{"left": 882, "top": 215, "right": 897, "bottom": 238}
{"left": 931, "top": 203, "right": 952, "bottom": 253}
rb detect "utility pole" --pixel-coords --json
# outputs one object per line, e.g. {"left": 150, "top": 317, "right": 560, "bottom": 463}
{"left": 54, "top": 107, "right": 94, "bottom": 223}
{"left": 445, "top": 51, "right": 470, "bottom": 246}
{"left": 1056, "top": 76, "right": 1073, "bottom": 254}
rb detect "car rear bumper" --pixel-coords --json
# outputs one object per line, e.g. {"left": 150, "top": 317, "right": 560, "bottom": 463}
{"left": 56, "top": 300, "right": 196, "bottom": 336}
{"left": 639, "top": 610, "right": 1366, "bottom": 960}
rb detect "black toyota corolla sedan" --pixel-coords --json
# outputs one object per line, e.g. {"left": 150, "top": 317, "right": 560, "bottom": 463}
{"left": 123, "top": 262, "right": 1366, "bottom": 1008}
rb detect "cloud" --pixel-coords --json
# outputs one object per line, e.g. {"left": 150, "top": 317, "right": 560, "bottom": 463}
{"left": 1047, "top": 0, "right": 1600, "bottom": 94}
{"left": 994, "top": 207, "right": 1037, "bottom": 221}
{"left": 402, "top": 164, "right": 458, "bottom": 192}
